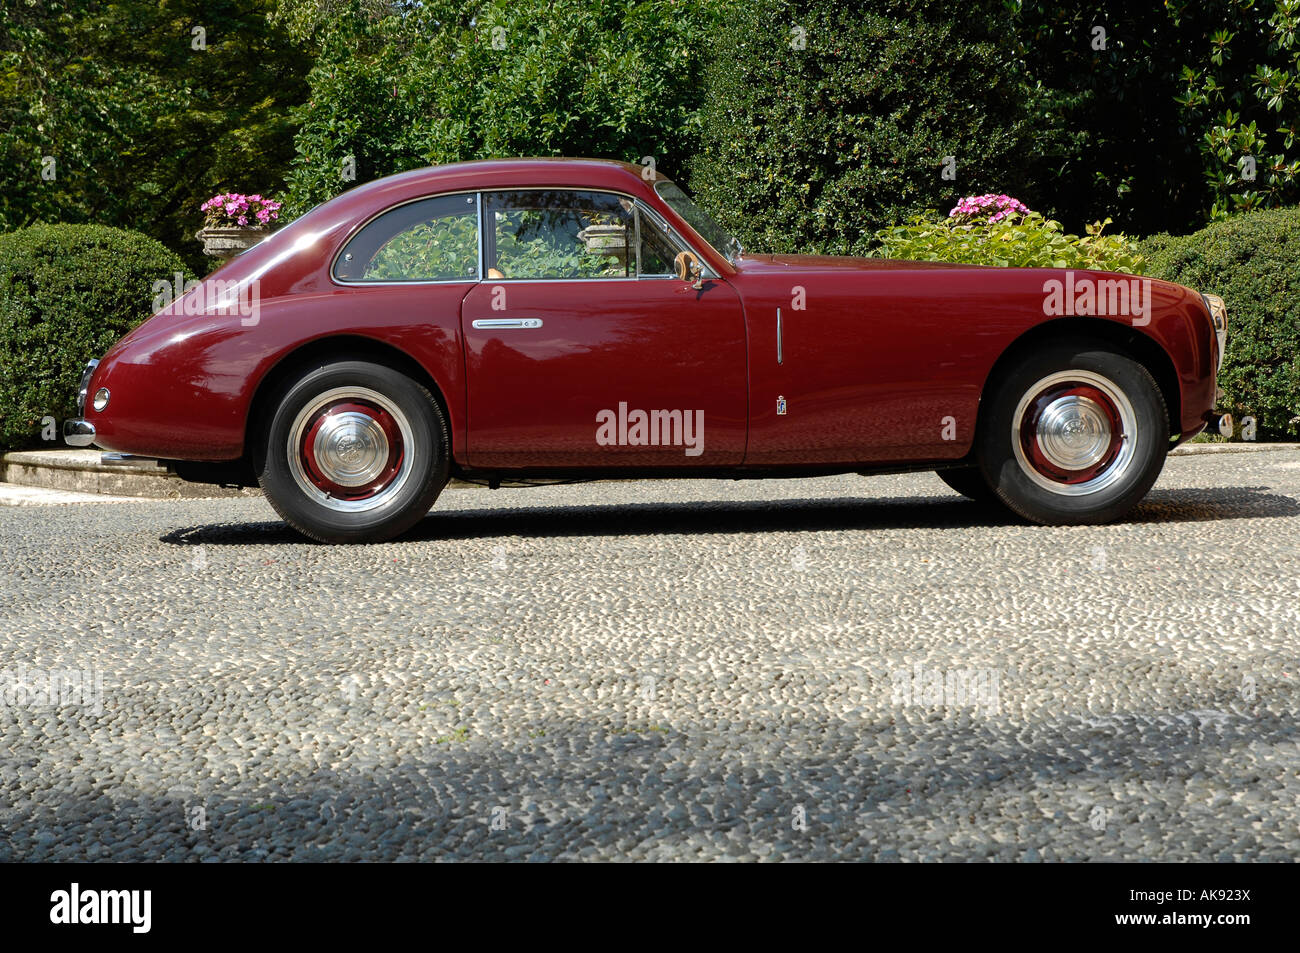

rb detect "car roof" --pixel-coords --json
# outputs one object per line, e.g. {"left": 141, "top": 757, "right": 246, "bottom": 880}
{"left": 335, "top": 158, "right": 665, "bottom": 210}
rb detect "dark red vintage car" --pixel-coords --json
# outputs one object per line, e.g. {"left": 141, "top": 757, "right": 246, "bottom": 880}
{"left": 64, "top": 158, "right": 1227, "bottom": 543}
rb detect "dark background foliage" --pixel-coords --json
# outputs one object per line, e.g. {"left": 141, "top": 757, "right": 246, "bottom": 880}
{"left": 2, "top": 0, "right": 1296, "bottom": 261}
{"left": 687, "top": 0, "right": 1039, "bottom": 256}
{"left": 1013, "top": 1, "right": 1299, "bottom": 234}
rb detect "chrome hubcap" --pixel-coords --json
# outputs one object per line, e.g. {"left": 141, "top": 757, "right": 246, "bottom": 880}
{"left": 287, "top": 386, "right": 414, "bottom": 514}
{"left": 312, "top": 411, "right": 390, "bottom": 487}
{"left": 1037, "top": 395, "right": 1112, "bottom": 471}
{"left": 1012, "top": 370, "right": 1137, "bottom": 496}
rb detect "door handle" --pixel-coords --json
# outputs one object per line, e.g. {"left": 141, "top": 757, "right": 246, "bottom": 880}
{"left": 471, "top": 318, "right": 543, "bottom": 329}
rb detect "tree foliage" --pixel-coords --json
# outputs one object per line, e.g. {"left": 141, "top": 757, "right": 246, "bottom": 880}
{"left": 1010, "top": 1, "right": 1300, "bottom": 233}
{"left": 0, "top": 0, "right": 311, "bottom": 271}
{"left": 277, "top": 0, "right": 725, "bottom": 215}
{"left": 1172, "top": 0, "right": 1300, "bottom": 219}
{"left": 0, "top": 0, "right": 1296, "bottom": 265}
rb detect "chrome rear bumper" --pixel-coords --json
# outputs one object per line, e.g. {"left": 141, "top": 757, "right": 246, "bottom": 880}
{"left": 63, "top": 358, "right": 101, "bottom": 446}
{"left": 1202, "top": 293, "right": 1228, "bottom": 372}
{"left": 63, "top": 418, "right": 96, "bottom": 447}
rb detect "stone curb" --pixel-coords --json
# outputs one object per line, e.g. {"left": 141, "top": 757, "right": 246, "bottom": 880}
{"left": 1169, "top": 442, "right": 1300, "bottom": 456}
{"left": 0, "top": 448, "right": 487, "bottom": 498}
{"left": 0, "top": 449, "right": 257, "bottom": 499}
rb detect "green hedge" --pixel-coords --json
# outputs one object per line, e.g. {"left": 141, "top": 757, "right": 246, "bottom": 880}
{"left": 1140, "top": 206, "right": 1300, "bottom": 439}
{"left": 688, "top": 0, "right": 1038, "bottom": 256}
{"left": 0, "top": 224, "right": 191, "bottom": 450}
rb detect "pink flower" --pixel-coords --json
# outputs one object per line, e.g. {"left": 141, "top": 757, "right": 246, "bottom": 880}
{"left": 949, "top": 193, "right": 1030, "bottom": 224}
{"left": 202, "top": 191, "right": 282, "bottom": 228}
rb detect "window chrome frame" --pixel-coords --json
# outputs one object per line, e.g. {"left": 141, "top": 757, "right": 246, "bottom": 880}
{"left": 328, "top": 186, "right": 717, "bottom": 286}
{"left": 653, "top": 179, "right": 742, "bottom": 265}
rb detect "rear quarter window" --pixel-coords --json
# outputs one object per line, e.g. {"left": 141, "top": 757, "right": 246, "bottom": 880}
{"left": 333, "top": 194, "right": 479, "bottom": 282}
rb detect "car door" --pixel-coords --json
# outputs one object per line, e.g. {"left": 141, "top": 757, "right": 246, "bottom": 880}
{"left": 460, "top": 188, "right": 747, "bottom": 469}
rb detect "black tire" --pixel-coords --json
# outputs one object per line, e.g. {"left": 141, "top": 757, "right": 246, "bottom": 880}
{"left": 977, "top": 341, "right": 1168, "bottom": 525}
{"left": 254, "top": 360, "right": 449, "bottom": 543}
{"left": 935, "top": 466, "right": 998, "bottom": 503}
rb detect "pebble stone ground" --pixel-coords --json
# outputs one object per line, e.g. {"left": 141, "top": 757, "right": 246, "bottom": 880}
{"left": 2, "top": 450, "right": 1299, "bottom": 862}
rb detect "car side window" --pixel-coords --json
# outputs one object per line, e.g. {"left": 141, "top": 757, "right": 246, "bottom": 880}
{"left": 334, "top": 194, "right": 479, "bottom": 282}
{"left": 484, "top": 190, "right": 634, "bottom": 280}
{"left": 635, "top": 208, "right": 683, "bottom": 277}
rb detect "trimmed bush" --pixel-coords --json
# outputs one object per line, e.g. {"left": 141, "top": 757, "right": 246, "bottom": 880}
{"left": 688, "top": 0, "right": 1039, "bottom": 256}
{"left": 0, "top": 224, "right": 192, "bottom": 450}
{"left": 1140, "top": 206, "right": 1300, "bottom": 439}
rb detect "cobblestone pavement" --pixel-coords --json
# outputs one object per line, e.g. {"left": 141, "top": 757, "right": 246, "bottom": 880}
{"left": 2, "top": 450, "right": 1299, "bottom": 861}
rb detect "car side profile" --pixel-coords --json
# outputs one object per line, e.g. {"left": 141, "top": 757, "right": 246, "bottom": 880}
{"left": 64, "top": 158, "right": 1227, "bottom": 543}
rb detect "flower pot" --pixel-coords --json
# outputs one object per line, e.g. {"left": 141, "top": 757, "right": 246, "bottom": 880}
{"left": 196, "top": 226, "right": 272, "bottom": 260}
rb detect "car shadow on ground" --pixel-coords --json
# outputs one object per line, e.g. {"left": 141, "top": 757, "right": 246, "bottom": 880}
{"left": 159, "top": 485, "right": 1300, "bottom": 547}
{"left": 5, "top": 697, "right": 1296, "bottom": 862}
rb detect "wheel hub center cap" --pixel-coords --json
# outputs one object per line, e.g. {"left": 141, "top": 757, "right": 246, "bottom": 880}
{"left": 1037, "top": 395, "right": 1111, "bottom": 470}
{"left": 313, "top": 411, "right": 390, "bottom": 487}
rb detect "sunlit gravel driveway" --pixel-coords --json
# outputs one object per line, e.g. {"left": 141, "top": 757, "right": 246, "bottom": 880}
{"left": 2, "top": 450, "right": 1299, "bottom": 861}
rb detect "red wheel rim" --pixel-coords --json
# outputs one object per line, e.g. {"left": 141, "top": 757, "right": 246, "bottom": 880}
{"left": 1018, "top": 382, "right": 1124, "bottom": 485}
{"left": 298, "top": 398, "right": 405, "bottom": 501}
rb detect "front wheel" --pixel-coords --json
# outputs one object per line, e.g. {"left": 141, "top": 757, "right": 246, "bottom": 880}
{"left": 254, "top": 360, "right": 449, "bottom": 543}
{"left": 977, "top": 342, "right": 1168, "bottom": 525}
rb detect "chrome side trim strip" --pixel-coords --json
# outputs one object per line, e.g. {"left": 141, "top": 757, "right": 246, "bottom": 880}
{"left": 471, "top": 318, "right": 543, "bottom": 330}
{"left": 776, "top": 307, "right": 783, "bottom": 364}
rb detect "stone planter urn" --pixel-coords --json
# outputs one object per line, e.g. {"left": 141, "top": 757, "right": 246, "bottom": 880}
{"left": 196, "top": 226, "right": 271, "bottom": 262}
{"left": 577, "top": 223, "right": 629, "bottom": 264}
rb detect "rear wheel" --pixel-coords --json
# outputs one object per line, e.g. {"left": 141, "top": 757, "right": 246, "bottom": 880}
{"left": 977, "top": 342, "right": 1168, "bottom": 525}
{"left": 254, "top": 360, "right": 449, "bottom": 543}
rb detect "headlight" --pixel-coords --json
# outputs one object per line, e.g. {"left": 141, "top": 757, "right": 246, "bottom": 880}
{"left": 1201, "top": 293, "right": 1228, "bottom": 372}
{"left": 92, "top": 388, "right": 110, "bottom": 412}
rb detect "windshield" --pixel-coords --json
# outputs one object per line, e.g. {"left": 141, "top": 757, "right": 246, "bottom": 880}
{"left": 654, "top": 181, "right": 742, "bottom": 264}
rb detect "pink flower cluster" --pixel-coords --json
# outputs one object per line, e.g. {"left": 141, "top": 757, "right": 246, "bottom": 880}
{"left": 948, "top": 193, "right": 1030, "bottom": 224}
{"left": 200, "top": 192, "right": 283, "bottom": 228}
